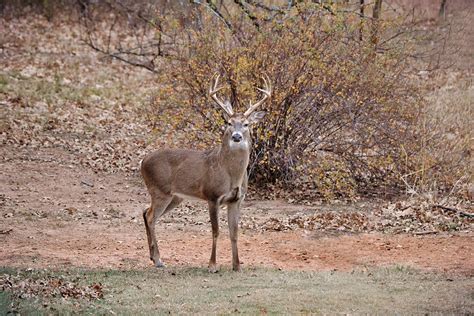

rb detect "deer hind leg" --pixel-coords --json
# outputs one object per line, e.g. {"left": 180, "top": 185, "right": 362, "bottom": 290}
{"left": 162, "top": 196, "right": 183, "bottom": 217}
{"left": 143, "top": 193, "right": 173, "bottom": 268}
{"left": 208, "top": 201, "right": 219, "bottom": 273}
{"left": 227, "top": 200, "right": 242, "bottom": 272}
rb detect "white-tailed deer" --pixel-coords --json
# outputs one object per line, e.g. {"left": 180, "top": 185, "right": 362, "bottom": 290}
{"left": 141, "top": 74, "right": 271, "bottom": 272}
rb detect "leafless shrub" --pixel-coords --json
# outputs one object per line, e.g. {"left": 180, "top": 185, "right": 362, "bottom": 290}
{"left": 84, "top": 1, "right": 469, "bottom": 200}
{"left": 79, "top": 2, "right": 421, "bottom": 196}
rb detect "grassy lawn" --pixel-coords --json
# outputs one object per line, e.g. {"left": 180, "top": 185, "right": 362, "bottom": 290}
{"left": 1, "top": 266, "right": 472, "bottom": 314}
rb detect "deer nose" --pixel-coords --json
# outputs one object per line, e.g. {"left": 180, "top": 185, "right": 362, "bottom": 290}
{"left": 231, "top": 132, "right": 243, "bottom": 142}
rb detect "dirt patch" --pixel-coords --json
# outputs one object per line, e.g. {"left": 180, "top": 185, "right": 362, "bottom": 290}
{"left": 1, "top": 218, "right": 473, "bottom": 274}
{"left": 1, "top": 146, "right": 473, "bottom": 275}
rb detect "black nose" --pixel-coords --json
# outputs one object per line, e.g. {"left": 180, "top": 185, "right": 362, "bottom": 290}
{"left": 232, "top": 134, "right": 242, "bottom": 142}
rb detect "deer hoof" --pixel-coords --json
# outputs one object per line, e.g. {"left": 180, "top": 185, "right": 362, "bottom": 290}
{"left": 208, "top": 264, "right": 219, "bottom": 273}
{"left": 232, "top": 265, "right": 242, "bottom": 272}
{"left": 154, "top": 260, "right": 166, "bottom": 268}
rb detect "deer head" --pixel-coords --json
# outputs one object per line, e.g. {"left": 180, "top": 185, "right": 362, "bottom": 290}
{"left": 209, "top": 74, "right": 271, "bottom": 149}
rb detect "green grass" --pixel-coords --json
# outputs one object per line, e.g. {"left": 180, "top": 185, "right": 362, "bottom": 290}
{"left": 1, "top": 266, "right": 472, "bottom": 315}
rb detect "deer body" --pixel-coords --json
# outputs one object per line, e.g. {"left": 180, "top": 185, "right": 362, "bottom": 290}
{"left": 141, "top": 144, "right": 249, "bottom": 203}
{"left": 141, "top": 75, "right": 270, "bottom": 272}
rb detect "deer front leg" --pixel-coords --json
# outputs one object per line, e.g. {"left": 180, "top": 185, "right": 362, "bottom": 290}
{"left": 227, "top": 200, "right": 242, "bottom": 272}
{"left": 208, "top": 201, "right": 219, "bottom": 273}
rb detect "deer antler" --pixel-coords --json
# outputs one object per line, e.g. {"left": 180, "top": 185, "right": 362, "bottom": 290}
{"left": 209, "top": 74, "right": 234, "bottom": 117}
{"left": 244, "top": 75, "right": 272, "bottom": 118}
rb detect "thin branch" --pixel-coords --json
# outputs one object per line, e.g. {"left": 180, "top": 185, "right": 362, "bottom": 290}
{"left": 432, "top": 205, "right": 474, "bottom": 219}
{"left": 85, "top": 36, "right": 158, "bottom": 72}
{"left": 233, "top": 0, "right": 260, "bottom": 29}
{"left": 191, "top": 0, "right": 233, "bottom": 31}
{"left": 244, "top": 0, "right": 286, "bottom": 14}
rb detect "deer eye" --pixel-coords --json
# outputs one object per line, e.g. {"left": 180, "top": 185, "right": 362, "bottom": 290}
{"left": 227, "top": 122, "right": 232, "bottom": 126}
{"left": 243, "top": 123, "right": 249, "bottom": 127}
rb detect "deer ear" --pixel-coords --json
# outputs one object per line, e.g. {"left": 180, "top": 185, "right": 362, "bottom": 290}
{"left": 248, "top": 111, "right": 266, "bottom": 124}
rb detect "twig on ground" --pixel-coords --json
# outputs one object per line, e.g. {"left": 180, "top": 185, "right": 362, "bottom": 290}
{"left": 432, "top": 204, "right": 474, "bottom": 219}
{"left": 81, "top": 180, "right": 94, "bottom": 187}
{"left": 413, "top": 230, "right": 438, "bottom": 235}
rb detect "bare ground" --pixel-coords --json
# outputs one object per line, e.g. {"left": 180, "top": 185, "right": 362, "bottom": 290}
{"left": 0, "top": 9, "right": 473, "bottom": 282}
{"left": 1, "top": 145, "right": 473, "bottom": 275}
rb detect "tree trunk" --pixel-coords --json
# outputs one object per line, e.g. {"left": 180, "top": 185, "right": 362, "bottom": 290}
{"left": 370, "top": 0, "right": 383, "bottom": 48}
{"left": 359, "top": 0, "right": 365, "bottom": 41}
{"left": 439, "top": 0, "right": 447, "bottom": 20}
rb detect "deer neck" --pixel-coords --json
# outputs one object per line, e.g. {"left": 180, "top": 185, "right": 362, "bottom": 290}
{"left": 218, "top": 139, "right": 250, "bottom": 187}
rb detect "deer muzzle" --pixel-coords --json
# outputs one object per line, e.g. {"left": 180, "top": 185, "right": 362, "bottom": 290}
{"left": 231, "top": 132, "right": 243, "bottom": 142}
